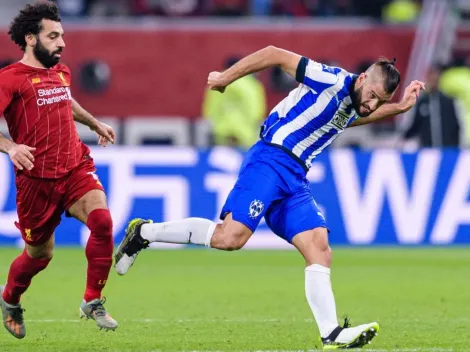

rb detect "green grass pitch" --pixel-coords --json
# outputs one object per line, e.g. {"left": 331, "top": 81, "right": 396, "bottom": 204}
{"left": 0, "top": 247, "right": 469, "bottom": 351}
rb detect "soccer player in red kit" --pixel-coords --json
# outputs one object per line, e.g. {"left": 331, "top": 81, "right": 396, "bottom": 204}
{"left": 0, "top": 1, "right": 118, "bottom": 338}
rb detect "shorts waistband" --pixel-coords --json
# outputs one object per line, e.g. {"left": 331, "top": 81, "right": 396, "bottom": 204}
{"left": 259, "top": 139, "right": 309, "bottom": 174}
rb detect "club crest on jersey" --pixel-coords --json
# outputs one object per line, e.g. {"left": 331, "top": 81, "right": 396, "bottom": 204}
{"left": 331, "top": 111, "right": 350, "bottom": 130}
{"left": 24, "top": 228, "right": 32, "bottom": 241}
{"left": 249, "top": 199, "right": 264, "bottom": 219}
{"left": 58, "top": 72, "right": 69, "bottom": 86}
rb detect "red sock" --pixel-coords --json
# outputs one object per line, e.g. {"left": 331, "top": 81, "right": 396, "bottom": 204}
{"left": 84, "top": 209, "right": 113, "bottom": 302}
{"left": 2, "top": 250, "right": 51, "bottom": 305}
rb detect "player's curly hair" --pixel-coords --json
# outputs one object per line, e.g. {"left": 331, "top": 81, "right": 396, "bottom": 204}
{"left": 8, "top": 1, "right": 61, "bottom": 51}
{"left": 373, "top": 57, "right": 401, "bottom": 94}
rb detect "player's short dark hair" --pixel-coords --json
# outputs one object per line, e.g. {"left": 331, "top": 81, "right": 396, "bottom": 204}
{"left": 8, "top": 1, "right": 61, "bottom": 51}
{"left": 373, "top": 57, "right": 401, "bottom": 94}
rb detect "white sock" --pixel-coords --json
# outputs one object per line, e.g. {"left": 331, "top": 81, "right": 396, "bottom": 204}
{"left": 140, "top": 218, "right": 216, "bottom": 247}
{"left": 305, "top": 264, "right": 339, "bottom": 338}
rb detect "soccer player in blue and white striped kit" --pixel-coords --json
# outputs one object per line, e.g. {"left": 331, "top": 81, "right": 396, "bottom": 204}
{"left": 115, "top": 46, "right": 425, "bottom": 349}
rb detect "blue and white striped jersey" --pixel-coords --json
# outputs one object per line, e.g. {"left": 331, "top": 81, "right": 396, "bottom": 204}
{"left": 260, "top": 57, "right": 359, "bottom": 170}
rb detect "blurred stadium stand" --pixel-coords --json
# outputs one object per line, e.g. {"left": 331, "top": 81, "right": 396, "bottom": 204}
{"left": 0, "top": 0, "right": 469, "bottom": 149}
{"left": 0, "top": 1, "right": 424, "bottom": 19}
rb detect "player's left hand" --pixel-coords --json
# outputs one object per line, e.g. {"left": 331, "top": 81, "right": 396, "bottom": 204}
{"left": 92, "top": 122, "right": 115, "bottom": 147}
{"left": 399, "top": 80, "right": 426, "bottom": 112}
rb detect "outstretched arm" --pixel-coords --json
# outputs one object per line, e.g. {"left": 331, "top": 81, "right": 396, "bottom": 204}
{"left": 207, "top": 46, "right": 301, "bottom": 93}
{"left": 72, "top": 98, "right": 99, "bottom": 128}
{"left": 71, "top": 98, "right": 115, "bottom": 146}
{"left": 349, "top": 80, "right": 425, "bottom": 127}
{"left": 349, "top": 103, "right": 408, "bottom": 127}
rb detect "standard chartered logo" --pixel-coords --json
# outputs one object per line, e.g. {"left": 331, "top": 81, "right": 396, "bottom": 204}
{"left": 37, "top": 86, "right": 71, "bottom": 106}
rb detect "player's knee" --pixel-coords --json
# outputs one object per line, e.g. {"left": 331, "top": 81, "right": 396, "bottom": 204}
{"left": 26, "top": 242, "right": 54, "bottom": 260}
{"left": 293, "top": 227, "right": 332, "bottom": 267}
{"left": 311, "top": 228, "right": 332, "bottom": 266}
{"left": 29, "top": 249, "right": 54, "bottom": 261}
{"left": 87, "top": 209, "right": 113, "bottom": 238}
{"left": 312, "top": 228, "right": 329, "bottom": 252}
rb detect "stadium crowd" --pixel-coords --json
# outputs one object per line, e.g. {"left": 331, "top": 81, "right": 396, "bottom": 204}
{"left": 49, "top": 0, "right": 423, "bottom": 21}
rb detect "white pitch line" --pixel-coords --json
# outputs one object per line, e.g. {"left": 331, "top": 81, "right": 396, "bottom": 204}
{"left": 27, "top": 317, "right": 470, "bottom": 324}
{"left": 28, "top": 318, "right": 307, "bottom": 323}
{"left": 28, "top": 319, "right": 81, "bottom": 323}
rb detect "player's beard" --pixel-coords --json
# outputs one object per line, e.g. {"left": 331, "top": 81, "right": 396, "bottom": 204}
{"left": 351, "top": 85, "right": 368, "bottom": 117}
{"left": 33, "top": 39, "right": 61, "bottom": 68}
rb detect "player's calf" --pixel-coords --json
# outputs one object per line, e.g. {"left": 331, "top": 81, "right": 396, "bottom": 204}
{"left": 209, "top": 214, "right": 252, "bottom": 250}
{"left": 84, "top": 209, "right": 113, "bottom": 302}
{"left": 210, "top": 227, "right": 251, "bottom": 251}
{"left": 114, "top": 217, "right": 215, "bottom": 275}
{"left": 115, "top": 215, "right": 253, "bottom": 275}
{"left": 292, "top": 229, "right": 340, "bottom": 342}
{"left": 0, "top": 237, "right": 53, "bottom": 339}
{"left": 2, "top": 251, "right": 51, "bottom": 305}
{"left": 293, "top": 227, "right": 332, "bottom": 267}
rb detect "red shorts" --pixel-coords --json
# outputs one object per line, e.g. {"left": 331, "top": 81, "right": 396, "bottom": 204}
{"left": 15, "top": 155, "right": 105, "bottom": 246}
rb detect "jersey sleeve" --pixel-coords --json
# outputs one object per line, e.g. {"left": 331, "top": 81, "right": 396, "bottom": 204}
{"left": 348, "top": 112, "right": 361, "bottom": 125}
{"left": 295, "top": 57, "right": 341, "bottom": 91}
{"left": 0, "top": 75, "right": 14, "bottom": 117}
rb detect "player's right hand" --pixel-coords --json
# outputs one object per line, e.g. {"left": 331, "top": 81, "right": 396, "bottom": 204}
{"left": 207, "top": 71, "right": 227, "bottom": 93}
{"left": 8, "top": 144, "right": 36, "bottom": 171}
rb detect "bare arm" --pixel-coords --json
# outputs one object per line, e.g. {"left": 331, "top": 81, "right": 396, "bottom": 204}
{"left": 349, "top": 102, "right": 407, "bottom": 127}
{"left": 72, "top": 98, "right": 99, "bottom": 129}
{"left": 0, "top": 132, "right": 15, "bottom": 154}
{"left": 208, "top": 46, "right": 301, "bottom": 92}
{"left": 71, "top": 98, "right": 115, "bottom": 145}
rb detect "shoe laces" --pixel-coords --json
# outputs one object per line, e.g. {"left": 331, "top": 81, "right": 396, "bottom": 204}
{"left": 89, "top": 297, "right": 107, "bottom": 317}
{"left": 342, "top": 316, "right": 351, "bottom": 329}
{"left": 125, "top": 232, "right": 149, "bottom": 256}
{"left": 7, "top": 305, "right": 25, "bottom": 324}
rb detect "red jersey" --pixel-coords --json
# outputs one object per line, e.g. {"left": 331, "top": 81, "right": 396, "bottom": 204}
{"left": 0, "top": 62, "right": 89, "bottom": 179}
